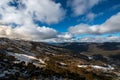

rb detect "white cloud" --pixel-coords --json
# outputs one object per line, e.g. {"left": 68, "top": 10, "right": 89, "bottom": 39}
{"left": 100, "top": 12, "right": 120, "bottom": 33}
{"left": 0, "top": 0, "right": 65, "bottom": 41}
{"left": 21, "top": 0, "right": 65, "bottom": 24}
{"left": 57, "top": 33, "right": 73, "bottom": 39}
{"left": 86, "top": 12, "right": 96, "bottom": 21}
{"left": 0, "top": 0, "right": 65, "bottom": 24}
{"left": 68, "top": 0, "right": 100, "bottom": 16}
{"left": 0, "top": 0, "right": 119, "bottom": 43}
{"left": 43, "top": 35, "right": 120, "bottom": 42}
{"left": 69, "top": 24, "right": 92, "bottom": 34}
{"left": 42, "top": 33, "right": 74, "bottom": 42}
{"left": 1, "top": 24, "right": 119, "bottom": 42}
{"left": 0, "top": 25, "right": 57, "bottom": 41}
{"left": 77, "top": 36, "right": 120, "bottom": 42}
{"left": 69, "top": 12, "right": 120, "bottom": 35}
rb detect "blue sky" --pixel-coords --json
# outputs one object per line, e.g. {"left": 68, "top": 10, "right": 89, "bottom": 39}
{"left": 50, "top": 0, "right": 120, "bottom": 32}
{"left": 0, "top": 0, "right": 120, "bottom": 42}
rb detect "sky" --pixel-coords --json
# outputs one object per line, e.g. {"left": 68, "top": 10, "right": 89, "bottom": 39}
{"left": 0, "top": 0, "right": 120, "bottom": 42}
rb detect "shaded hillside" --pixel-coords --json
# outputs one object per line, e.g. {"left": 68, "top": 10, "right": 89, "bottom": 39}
{"left": 53, "top": 42, "right": 89, "bottom": 53}
{"left": 54, "top": 42, "right": 120, "bottom": 56}
{"left": 0, "top": 38, "right": 72, "bottom": 56}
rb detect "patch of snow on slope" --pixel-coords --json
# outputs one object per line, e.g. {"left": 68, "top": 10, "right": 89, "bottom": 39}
{"left": 7, "top": 52, "right": 36, "bottom": 62}
{"left": 7, "top": 52, "right": 45, "bottom": 64}
{"left": 91, "top": 65, "right": 114, "bottom": 70}
{"left": 59, "top": 62, "right": 67, "bottom": 66}
{"left": 77, "top": 65, "right": 87, "bottom": 68}
{"left": 77, "top": 64, "right": 114, "bottom": 71}
{"left": 38, "top": 59, "right": 45, "bottom": 64}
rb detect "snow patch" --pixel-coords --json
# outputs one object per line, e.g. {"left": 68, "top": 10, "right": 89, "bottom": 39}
{"left": 77, "top": 64, "right": 114, "bottom": 71}
{"left": 7, "top": 52, "right": 45, "bottom": 65}
{"left": 77, "top": 65, "right": 87, "bottom": 68}
{"left": 60, "top": 62, "right": 67, "bottom": 66}
{"left": 91, "top": 65, "right": 114, "bottom": 70}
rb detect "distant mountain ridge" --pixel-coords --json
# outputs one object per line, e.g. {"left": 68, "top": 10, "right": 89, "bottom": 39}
{"left": 54, "top": 42, "right": 120, "bottom": 55}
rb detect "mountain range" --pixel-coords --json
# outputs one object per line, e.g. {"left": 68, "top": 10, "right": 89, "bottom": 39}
{"left": 0, "top": 38, "right": 120, "bottom": 80}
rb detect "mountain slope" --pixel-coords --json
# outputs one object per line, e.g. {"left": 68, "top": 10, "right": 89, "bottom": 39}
{"left": 0, "top": 38, "right": 119, "bottom": 80}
